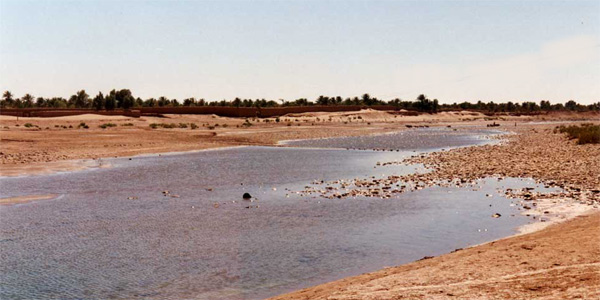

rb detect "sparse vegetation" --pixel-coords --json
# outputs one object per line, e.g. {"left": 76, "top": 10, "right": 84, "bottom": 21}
{"left": 23, "top": 123, "right": 34, "bottom": 128}
{"left": 149, "top": 123, "right": 178, "bottom": 129}
{"left": 555, "top": 124, "right": 600, "bottom": 144}
{"left": 78, "top": 122, "right": 89, "bottom": 129}
{"left": 190, "top": 123, "right": 198, "bottom": 129}
{"left": 99, "top": 123, "right": 117, "bottom": 129}
{"left": 121, "top": 123, "right": 134, "bottom": 126}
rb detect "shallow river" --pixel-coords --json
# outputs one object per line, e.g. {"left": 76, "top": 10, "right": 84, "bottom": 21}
{"left": 0, "top": 128, "right": 544, "bottom": 299}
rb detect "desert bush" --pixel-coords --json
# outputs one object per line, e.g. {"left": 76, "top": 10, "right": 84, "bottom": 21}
{"left": 99, "top": 123, "right": 117, "bottom": 129}
{"left": 121, "top": 123, "right": 134, "bottom": 126}
{"left": 190, "top": 123, "right": 198, "bottom": 129}
{"left": 24, "top": 123, "right": 34, "bottom": 128}
{"left": 178, "top": 123, "right": 188, "bottom": 128}
{"left": 149, "top": 123, "right": 177, "bottom": 129}
{"left": 555, "top": 124, "right": 600, "bottom": 144}
{"left": 207, "top": 125, "right": 215, "bottom": 130}
{"left": 242, "top": 120, "right": 252, "bottom": 127}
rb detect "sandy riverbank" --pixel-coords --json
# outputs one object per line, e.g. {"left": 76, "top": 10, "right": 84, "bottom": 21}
{"left": 270, "top": 212, "right": 599, "bottom": 300}
{"left": 0, "top": 110, "right": 596, "bottom": 176}
{"left": 269, "top": 121, "right": 600, "bottom": 299}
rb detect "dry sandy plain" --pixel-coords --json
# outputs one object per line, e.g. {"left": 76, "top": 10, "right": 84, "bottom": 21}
{"left": 1, "top": 109, "right": 599, "bottom": 299}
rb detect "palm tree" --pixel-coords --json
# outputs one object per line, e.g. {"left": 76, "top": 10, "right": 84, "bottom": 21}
{"left": 3, "top": 91, "right": 14, "bottom": 104}
{"left": 22, "top": 94, "right": 34, "bottom": 108}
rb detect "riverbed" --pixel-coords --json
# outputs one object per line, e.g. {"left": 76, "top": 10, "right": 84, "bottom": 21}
{"left": 0, "top": 128, "right": 547, "bottom": 299}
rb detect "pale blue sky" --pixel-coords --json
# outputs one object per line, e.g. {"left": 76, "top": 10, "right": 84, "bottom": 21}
{"left": 1, "top": 0, "right": 599, "bottom": 103}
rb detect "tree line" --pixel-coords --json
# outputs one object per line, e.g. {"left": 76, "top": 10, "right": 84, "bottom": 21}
{"left": 1, "top": 90, "right": 598, "bottom": 113}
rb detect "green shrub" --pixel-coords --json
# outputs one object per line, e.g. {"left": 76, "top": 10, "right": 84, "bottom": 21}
{"left": 555, "top": 124, "right": 600, "bottom": 144}
{"left": 121, "top": 123, "right": 134, "bottom": 126}
{"left": 24, "top": 123, "right": 34, "bottom": 128}
{"left": 178, "top": 123, "right": 188, "bottom": 128}
{"left": 190, "top": 123, "right": 198, "bottom": 129}
{"left": 242, "top": 120, "right": 252, "bottom": 127}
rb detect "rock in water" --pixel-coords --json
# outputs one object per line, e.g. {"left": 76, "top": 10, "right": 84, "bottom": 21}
{"left": 492, "top": 213, "right": 502, "bottom": 218}
{"left": 243, "top": 193, "right": 252, "bottom": 200}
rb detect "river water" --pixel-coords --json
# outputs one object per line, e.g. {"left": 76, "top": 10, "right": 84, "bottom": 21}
{"left": 0, "top": 128, "right": 542, "bottom": 299}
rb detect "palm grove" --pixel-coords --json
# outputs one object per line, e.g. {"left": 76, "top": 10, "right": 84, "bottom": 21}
{"left": 1, "top": 90, "right": 598, "bottom": 113}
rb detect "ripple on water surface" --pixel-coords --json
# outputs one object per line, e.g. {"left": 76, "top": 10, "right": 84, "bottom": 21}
{"left": 1, "top": 128, "right": 542, "bottom": 300}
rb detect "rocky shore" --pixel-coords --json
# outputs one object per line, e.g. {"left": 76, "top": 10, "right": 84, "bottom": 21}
{"left": 293, "top": 123, "right": 599, "bottom": 226}
{"left": 273, "top": 124, "right": 600, "bottom": 300}
{"left": 271, "top": 122, "right": 600, "bottom": 299}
